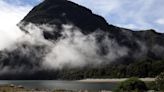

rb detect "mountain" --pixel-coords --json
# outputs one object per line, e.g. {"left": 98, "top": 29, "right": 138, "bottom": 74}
{"left": 21, "top": 0, "right": 164, "bottom": 60}
{"left": 0, "top": 0, "right": 164, "bottom": 79}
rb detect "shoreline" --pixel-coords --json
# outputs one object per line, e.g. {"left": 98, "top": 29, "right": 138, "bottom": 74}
{"left": 78, "top": 78, "right": 155, "bottom": 83}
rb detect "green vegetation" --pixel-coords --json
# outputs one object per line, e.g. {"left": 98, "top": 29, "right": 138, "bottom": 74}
{"left": 52, "top": 89, "right": 74, "bottom": 92}
{"left": 146, "top": 81, "right": 158, "bottom": 91}
{"left": 114, "top": 77, "right": 148, "bottom": 92}
{"left": 55, "top": 59, "right": 164, "bottom": 80}
{"left": 156, "top": 72, "right": 164, "bottom": 91}
{"left": 139, "top": 72, "right": 164, "bottom": 91}
{"left": 145, "top": 72, "right": 164, "bottom": 91}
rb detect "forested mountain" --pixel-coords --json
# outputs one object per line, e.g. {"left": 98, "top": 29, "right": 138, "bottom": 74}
{"left": 0, "top": 0, "right": 164, "bottom": 79}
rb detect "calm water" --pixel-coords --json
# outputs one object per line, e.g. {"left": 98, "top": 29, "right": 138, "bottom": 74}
{"left": 0, "top": 80, "right": 118, "bottom": 91}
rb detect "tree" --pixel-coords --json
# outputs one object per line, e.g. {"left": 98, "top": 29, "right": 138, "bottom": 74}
{"left": 156, "top": 72, "right": 164, "bottom": 91}
{"left": 114, "top": 77, "right": 148, "bottom": 92}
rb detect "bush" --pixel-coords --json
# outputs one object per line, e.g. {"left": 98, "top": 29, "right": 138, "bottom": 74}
{"left": 114, "top": 77, "right": 148, "bottom": 92}
{"left": 156, "top": 72, "right": 164, "bottom": 91}
{"left": 146, "top": 81, "right": 158, "bottom": 91}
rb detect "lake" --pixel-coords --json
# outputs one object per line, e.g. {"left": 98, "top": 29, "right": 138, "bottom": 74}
{"left": 0, "top": 80, "right": 118, "bottom": 91}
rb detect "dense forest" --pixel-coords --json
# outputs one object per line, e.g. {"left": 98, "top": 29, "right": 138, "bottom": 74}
{"left": 45, "top": 59, "right": 164, "bottom": 80}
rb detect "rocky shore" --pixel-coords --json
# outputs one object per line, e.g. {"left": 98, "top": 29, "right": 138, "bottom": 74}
{"left": 0, "top": 84, "right": 112, "bottom": 92}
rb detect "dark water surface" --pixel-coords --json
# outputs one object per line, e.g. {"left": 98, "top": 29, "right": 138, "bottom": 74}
{"left": 0, "top": 80, "right": 118, "bottom": 91}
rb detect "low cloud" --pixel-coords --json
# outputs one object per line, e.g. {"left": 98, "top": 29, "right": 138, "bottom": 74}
{"left": 0, "top": 0, "right": 32, "bottom": 50}
{"left": 0, "top": 22, "right": 163, "bottom": 78}
{"left": 0, "top": 22, "right": 130, "bottom": 75}
{"left": 21, "top": 23, "right": 129, "bottom": 69}
{"left": 43, "top": 25, "right": 129, "bottom": 69}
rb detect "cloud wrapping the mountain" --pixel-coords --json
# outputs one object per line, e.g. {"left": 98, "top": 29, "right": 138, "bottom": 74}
{"left": 0, "top": 0, "right": 164, "bottom": 78}
{"left": 0, "top": 22, "right": 164, "bottom": 77}
{"left": 0, "top": 22, "right": 130, "bottom": 77}
{"left": 0, "top": 0, "right": 164, "bottom": 51}
{"left": 43, "top": 25, "right": 129, "bottom": 69}
{"left": 16, "top": 23, "right": 129, "bottom": 69}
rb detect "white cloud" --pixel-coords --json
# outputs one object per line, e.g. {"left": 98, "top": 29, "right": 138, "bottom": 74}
{"left": 156, "top": 18, "right": 164, "bottom": 25}
{"left": 0, "top": 0, "right": 32, "bottom": 50}
{"left": 70, "top": 0, "right": 164, "bottom": 32}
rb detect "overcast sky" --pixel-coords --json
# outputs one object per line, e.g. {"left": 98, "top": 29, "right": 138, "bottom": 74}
{"left": 0, "top": 0, "right": 164, "bottom": 49}
{"left": 70, "top": 0, "right": 164, "bottom": 32}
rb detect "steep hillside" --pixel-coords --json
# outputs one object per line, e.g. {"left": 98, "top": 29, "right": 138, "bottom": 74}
{"left": 0, "top": 0, "right": 164, "bottom": 79}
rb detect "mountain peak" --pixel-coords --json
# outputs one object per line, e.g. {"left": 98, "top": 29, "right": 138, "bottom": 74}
{"left": 21, "top": 0, "right": 109, "bottom": 33}
{"left": 45, "top": 0, "right": 67, "bottom": 1}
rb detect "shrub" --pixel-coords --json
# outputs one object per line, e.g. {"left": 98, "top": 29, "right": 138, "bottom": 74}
{"left": 146, "top": 81, "right": 158, "bottom": 91}
{"left": 114, "top": 77, "right": 148, "bottom": 92}
{"left": 156, "top": 72, "right": 164, "bottom": 91}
